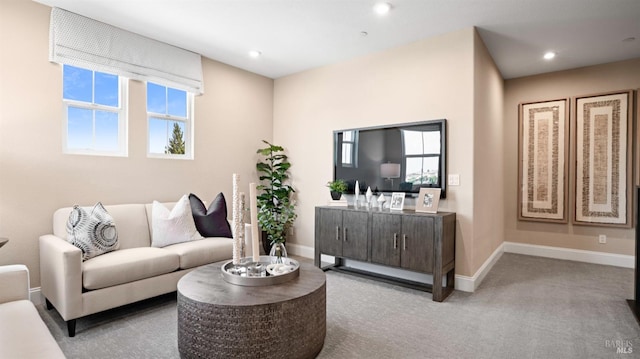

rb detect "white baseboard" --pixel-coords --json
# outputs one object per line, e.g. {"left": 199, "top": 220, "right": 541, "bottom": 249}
{"left": 286, "top": 243, "right": 314, "bottom": 259}
{"left": 30, "top": 287, "right": 43, "bottom": 305}
{"left": 455, "top": 243, "right": 505, "bottom": 293}
{"left": 503, "top": 241, "right": 634, "bottom": 268}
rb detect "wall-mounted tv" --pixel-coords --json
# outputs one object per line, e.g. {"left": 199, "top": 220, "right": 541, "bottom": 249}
{"left": 333, "top": 119, "right": 446, "bottom": 198}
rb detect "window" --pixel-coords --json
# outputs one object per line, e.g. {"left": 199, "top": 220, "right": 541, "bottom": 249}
{"left": 339, "top": 130, "right": 358, "bottom": 167}
{"left": 402, "top": 129, "right": 441, "bottom": 185}
{"left": 147, "top": 82, "right": 193, "bottom": 159}
{"left": 62, "top": 65, "right": 127, "bottom": 156}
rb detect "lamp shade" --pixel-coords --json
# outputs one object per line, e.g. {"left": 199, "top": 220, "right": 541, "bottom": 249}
{"left": 380, "top": 163, "right": 401, "bottom": 179}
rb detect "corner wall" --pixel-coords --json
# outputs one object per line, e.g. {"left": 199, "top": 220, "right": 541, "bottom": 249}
{"left": 0, "top": 0, "right": 274, "bottom": 287}
{"left": 504, "top": 59, "right": 640, "bottom": 256}
{"left": 472, "top": 30, "right": 505, "bottom": 272}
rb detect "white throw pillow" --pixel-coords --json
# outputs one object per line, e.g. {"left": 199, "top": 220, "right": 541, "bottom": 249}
{"left": 152, "top": 195, "right": 203, "bottom": 248}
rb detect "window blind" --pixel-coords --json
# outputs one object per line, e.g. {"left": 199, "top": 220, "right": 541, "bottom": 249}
{"left": 49, "top": 7, "right": 204, "bottom": 94}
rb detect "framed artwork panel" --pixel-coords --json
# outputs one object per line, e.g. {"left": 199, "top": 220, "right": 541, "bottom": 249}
{"left": 518, "top": 98, "right": 569, "bottom": 223}
{"left": 574, "top": 90, "right": 633, "bottom": 227}
{"left": 415, "top": 188, "right": 441, "bottom": 213}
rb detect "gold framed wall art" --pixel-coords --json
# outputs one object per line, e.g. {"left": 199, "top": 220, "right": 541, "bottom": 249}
{"left": 574, "top": 90, "right": 633, "bottom": 227}
{"left": 518, "top": 98, "right": 569, "bottom": 223}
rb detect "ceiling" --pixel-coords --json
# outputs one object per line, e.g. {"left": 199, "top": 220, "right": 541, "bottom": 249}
{"left": 34, "top": 0, "right": 640, "bottom": 79}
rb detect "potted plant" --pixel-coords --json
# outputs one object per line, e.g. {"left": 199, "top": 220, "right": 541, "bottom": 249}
{"left": 327, "top": 179, "right": 347, "bottom": 200}
{"left": 256, "top": 140, "right": 297, "bottom": 260}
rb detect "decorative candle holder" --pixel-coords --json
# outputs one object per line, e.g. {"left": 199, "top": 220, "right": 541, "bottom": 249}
{"left": 221, "top": 256, "right": 299, "bottom": 286}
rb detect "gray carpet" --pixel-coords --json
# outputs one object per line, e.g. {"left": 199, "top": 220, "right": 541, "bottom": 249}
{"left": 38, "top": 253, "right": 640, "bottom": 358}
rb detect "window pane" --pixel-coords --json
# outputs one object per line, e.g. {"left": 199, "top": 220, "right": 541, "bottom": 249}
{"left": 343, "top": 131, "right": 353, "bottom": 142}
{"left": 149, "top": 117, "right": 169, "bottom": 154}
{"left": 95, "top": 72, "right": 119, "bottom": 107}
{"left": 94, "top": 111, "right": 119, "bottom": 151}
{"left": 342, "top": 143, "right": 352, "bottom": 165}
{"left": 423, "top": 131, "right": 441, "bottom": 154}
{"left": 402, "top": 130, "right": 423, "bottom": 155}
{"left": 423, "top": 157, "right": 439, "bottom": 184}
{"left": 147, "top": 82, "right": 166, "bottom": 114}
{"left": 63, "top": 65, "right": 92, "bottom": 103}
{"left": 405, "top": 157, "right": 422, "bottom": 183}
{"left": 167, "top": 88, "right": 187, "bottom": 117}
{"left": 166, "top": 120, "right": 186, "bottom": 154}
{"left": 67, "top": 107, "right": 93, "bottom": 149}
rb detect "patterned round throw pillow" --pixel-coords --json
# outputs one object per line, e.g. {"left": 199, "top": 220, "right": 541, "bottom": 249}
{"left": 66, "top": 202, "right": 119, "bottom": 261}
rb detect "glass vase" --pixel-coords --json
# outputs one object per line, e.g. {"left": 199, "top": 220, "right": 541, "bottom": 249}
{"left": 269, "top": 242, "right": 288, "bottom": 264}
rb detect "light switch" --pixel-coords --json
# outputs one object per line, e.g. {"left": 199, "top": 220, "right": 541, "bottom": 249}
{"left": 448, "top": 174, "right": 460, "bottom": 186}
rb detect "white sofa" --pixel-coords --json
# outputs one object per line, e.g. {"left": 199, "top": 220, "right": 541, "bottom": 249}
{"left": 39, "top": 202, "right": 234, "bottom": 337}
{"left": 0, "top": 265, "right": 66, "bottom": 358}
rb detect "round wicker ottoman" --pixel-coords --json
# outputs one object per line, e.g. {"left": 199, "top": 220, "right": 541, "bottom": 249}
{"left": 177, "top": 260, "right": 326, "bottom": 359}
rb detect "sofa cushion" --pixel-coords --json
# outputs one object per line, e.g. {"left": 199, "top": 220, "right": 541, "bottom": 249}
{"left": 151, "top": 195, "right": 202, "bottom": 248}
{"left": 0, "top": 300, "right": 66, "bottom": 358}
{"left": 82, "top": 248, "right": 180, "bottom": 290}
{"left": 66, "top": 202, "right": 119, "bottom": 261}
{"left": 162, "top": 237, "right": 234, "bottom": 269}
{"left": 189, "top": 193, "right": 233, "bottom": 238}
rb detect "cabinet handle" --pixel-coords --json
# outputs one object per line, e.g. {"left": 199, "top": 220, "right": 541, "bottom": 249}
{"left": 344, "top": 228, "right": 347, "bottom": 241}
{"left": 336, "top": 226, "right": 340, "bottom": 240}
{"left": 393, "top": 233, "right": 398, "bottom": 249}
{"left": 403, "top": 234, "right": 407, "bottom": 250}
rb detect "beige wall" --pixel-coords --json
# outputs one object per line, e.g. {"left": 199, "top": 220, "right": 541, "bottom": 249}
{"left": 273, "top": 28, "right": 495, "bottom": 277}
{"left": 472, "top": 31, "right": 505, "bottom": 271}
{"left": 0, "top": 0, "right": 274, "bottom": 287}
{"left": 504, "top": 58, "right": 640, "bottom": 255}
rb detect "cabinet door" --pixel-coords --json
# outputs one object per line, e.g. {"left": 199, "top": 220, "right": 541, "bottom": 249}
{"left": 342, "top": 211, "right": 369, "bottom": 261}
{"left": 400, "top": 215, "right": 434, "bottom": 273}
{"left": 371, "top": 213, "right": 401, "bottom": 267}
{"left": 317, "top": 208, "right": 343, "bottom": 256}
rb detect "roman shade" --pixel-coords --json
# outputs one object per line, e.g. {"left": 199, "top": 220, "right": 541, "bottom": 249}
{"left": 49, "top": 7, "right": 203, "bottom": 94}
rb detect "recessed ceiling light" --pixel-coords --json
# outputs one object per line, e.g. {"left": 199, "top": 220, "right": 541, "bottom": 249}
{"left": 248, "top": 50, "right": 261, "bottom": 58}
{"left": 543, "top": 51, "right": 556, "bottom": 60}
{"left": 373, "top": 2, "right": 392, "bottom": 15}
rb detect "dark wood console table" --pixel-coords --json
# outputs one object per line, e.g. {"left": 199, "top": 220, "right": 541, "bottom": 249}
{"left": 314, "top": 206, "right": 455, "bottom": 302}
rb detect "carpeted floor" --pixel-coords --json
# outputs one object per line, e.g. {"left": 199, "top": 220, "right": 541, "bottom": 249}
{"left": 38, "top": 253, "right": 640, "bottom": 358}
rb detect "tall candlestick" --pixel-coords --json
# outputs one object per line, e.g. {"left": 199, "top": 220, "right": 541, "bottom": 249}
{"left": 249, "top": 183, "right": 261, "bottom": 263}
{"left": 239, "top": 192, "right": 245, "bottom": 257}
{"left": 232, "top": 174, "right": 242, "bottom": 265}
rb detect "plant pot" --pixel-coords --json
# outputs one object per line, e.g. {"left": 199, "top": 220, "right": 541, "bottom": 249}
{"left": 330, "top": 191, "right": 342, "bottom": 200}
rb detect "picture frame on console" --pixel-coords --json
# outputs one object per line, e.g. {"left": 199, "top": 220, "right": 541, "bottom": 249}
{"left": 517, "top": 98, "right": 569, "bottom": 223}
{"left": 573, "top": 90, "right": 634, "bottom": 227}
{"left": 390, "top": 192, "right": 405, "bottom": 211}
{"left": 415, "top": 188, "right": 441, "bottom": 213}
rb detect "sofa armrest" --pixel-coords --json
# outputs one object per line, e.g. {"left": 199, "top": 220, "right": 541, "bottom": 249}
{"left": 0, "top": 265, "right": 29, "bottom": 304}
{"left": 39, "top": 234, "right": 83, "bottom": 320}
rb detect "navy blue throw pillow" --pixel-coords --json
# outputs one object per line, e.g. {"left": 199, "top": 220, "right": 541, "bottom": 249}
{"left": 188, "top": 193, "right": 232, "bottom": 238}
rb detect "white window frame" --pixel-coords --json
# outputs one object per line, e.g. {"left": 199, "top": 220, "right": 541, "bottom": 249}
{"left": 146, "top": 83, "right": 194, "bottom": 160}
{"left": 61, "top": 65, "right": 128, "bottom": 157}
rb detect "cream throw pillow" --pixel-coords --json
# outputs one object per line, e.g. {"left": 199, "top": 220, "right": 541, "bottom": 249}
{"left": 152, "top": 195, "right": 202, "bottom": 248}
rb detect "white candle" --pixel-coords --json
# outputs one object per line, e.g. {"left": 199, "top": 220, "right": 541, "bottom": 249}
{"left": 232, "top": 174, "right": 242, "bottom": 265}
{"left": 249, "top": 183, "right": 260, "bottom": 263}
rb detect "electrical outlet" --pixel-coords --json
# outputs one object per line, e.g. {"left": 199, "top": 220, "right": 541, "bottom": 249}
{"left": 598, "top": 234, "right": 606, "bottom": 244}
{"left": 289, "top": 227, "right": 295, "bottom": 237}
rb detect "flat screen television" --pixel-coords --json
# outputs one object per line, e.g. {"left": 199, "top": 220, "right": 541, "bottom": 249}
{"left": 333, "top": 119, "right": 446, "bottom": 198}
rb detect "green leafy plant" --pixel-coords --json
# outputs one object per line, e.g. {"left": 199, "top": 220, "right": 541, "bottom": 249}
{"left": 327, "top": 179, "right": 347, "bottom": 193}
{"left": 256, "top": 140, "right": 297, "bottom": 245}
